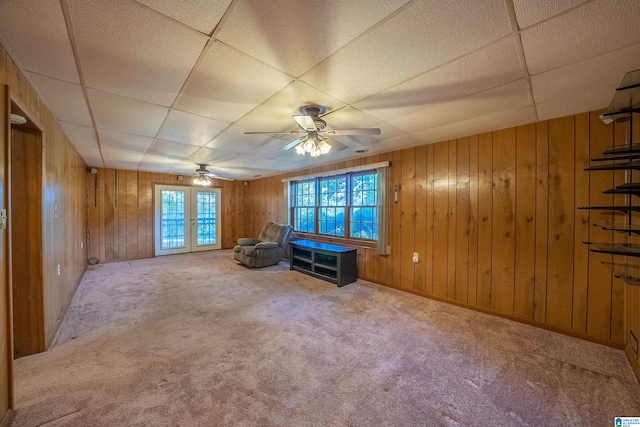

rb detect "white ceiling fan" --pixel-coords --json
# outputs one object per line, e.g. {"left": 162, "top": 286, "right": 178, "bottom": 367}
{"left": 244, "top": 105, "right": 381, "bottom": 157}
{"left": 192, "top": 164, "right": 233, "bottom": 185}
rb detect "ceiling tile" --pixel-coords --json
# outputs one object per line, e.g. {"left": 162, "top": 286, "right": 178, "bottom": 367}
{"left": 89, "top": 89, "right": 169, "bottom": 137}
{"left": 185, "top": 147, "right": 238, "bottom": 164}
{"left": 354, "top": 37, "right": 523, "bottom": 122}
{"left": 235, "top": 81, "right": 345, "bottom": 132}
{"left": 208, "top": 165, "right": 273, "bottom": 180}
{"left": 28, "top": 73, "right": 92, "bottom": 126}
{"left": 206, "top": 124, "right": 277, "bottom": 153}
{"left": 512, "top": 0, "right": 587, "bottom": 29}
{"left": 135, "top": 0, "right": 232, "bottom": 34}
{"left": 389, "top": 79, "right": 531, "bottom": 133}
{"left": 137, "top": 162, "right": 174, "bottom": 173}
{"left": 139, "top": 154, "right": 180, "bottom": 172}
{"left": 157, "top": 109, "right": 228, "bottom": 146}
{"left": 536, "top": 85, "right": 616, "bottom": 121}
{"left": 101, "top": 148, "right": 144, "bottom": 168}
{"left": 98, "top": 129, "right": 154, "bottom": 153}
{"left": 216, "top": 0, "right": 410, "bottom": 77}
{"left": 413, "top": 106, "right": 537, "bottom": 144}
{"left": 301, "top": 0, "right": 511, "bottom": 103}
{"left": 147, "top": 138, "right": 201, "bottom": 159}
{"left": 521, "top": 0, "right": 640, "bottom": 75}
{"left": 0, "top": 1, "right": 79, "bottom": 83}
{"left": 368, "top": 134, "right": 423, "bottom": 154}
{"left": 531, "top": 43, "right": 640, "bottom": 105}
{"left": 175, "top": 41, "right": 294, "bottom": 123}
{"left": 68, "top": 0, "right": 208, "bottom": 106}
{"left": 73, "top": 145, "right": 103, "bottom": 168}
{"left": 59, "top": 122, "right": 99, "bottom": 148}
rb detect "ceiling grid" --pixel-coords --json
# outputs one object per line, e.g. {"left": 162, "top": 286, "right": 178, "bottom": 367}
{"left": 0, "top": 0, "right": 638, "bottom": 179}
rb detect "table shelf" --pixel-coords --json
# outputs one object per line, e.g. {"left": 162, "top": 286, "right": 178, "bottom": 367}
{"left": 290, "top": 240, "right": 358, "bottom": 287}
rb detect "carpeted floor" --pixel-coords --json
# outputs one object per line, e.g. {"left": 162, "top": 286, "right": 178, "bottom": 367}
{"left": 11, "top": 250, "right": 640, "bottom": 426}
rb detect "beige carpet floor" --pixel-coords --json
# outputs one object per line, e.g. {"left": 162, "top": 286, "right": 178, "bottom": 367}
{"left": 11, "top": 250, "right": 640, "bottom": 426}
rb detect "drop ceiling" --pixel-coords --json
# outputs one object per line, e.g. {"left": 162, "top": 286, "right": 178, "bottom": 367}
{"left": 0, "top": 0, "right": 638, "bottom": 180}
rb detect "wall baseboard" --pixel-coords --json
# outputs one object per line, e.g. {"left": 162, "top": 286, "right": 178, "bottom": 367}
{"left": 625, "top": 347, "right": 640, "bottom": 383}
{"left": 45, "top": 265, "right": 87, "bottom": 349}
{"left": 0, "top": 409, "right": 13, "bottom": 427}
{"left": 361, "top": 276, "right": 625, "bottom": 351}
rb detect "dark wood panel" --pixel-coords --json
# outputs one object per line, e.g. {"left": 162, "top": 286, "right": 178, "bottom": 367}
{"left": 477, "top": 132, "right": 493, "bottom": 309}
{"left": 414, "top": 145, "right": 427, "bottom": 293}
{"left": 455, "top": 137, "right": 470, "bottom": 303}
{"left": 425, "top": 145, "right": 434, "bottom": 295}
{"left": 447, "top": 140, "right": 457, "bottom": 300}
{"left": 400, "top": 148, "right": 415, "bottom": 291}
{"left": 534, "top": 121, "right": 549, "bottom": 323}
{"left": 514, "top": 124, "right": 536, "bottom": 319}
{"left": 491, "top": 128, "right": 516, "bottom": 315}
{"left": 468, "top": 135, "right": 479, "bottom": 305}
{"left": 547, "top": 116, "right": 575, "bottom": 330}
{"left": 573, "top": 113, "right": 590, "bottom": 333}
{"left": 432, "top": 142, "right": 449, "bottom": 298}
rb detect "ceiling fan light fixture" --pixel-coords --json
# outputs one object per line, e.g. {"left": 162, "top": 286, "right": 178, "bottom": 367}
{"left": 303, "top": 139, "right": 315, "bottom": 153}
{"left": 318, "top": 140, "right": 331, "bottom": 154}
{"left": 193, "top": 164, "right": 212, "bottom": 186}
{"left": 295, "top": 144, "right": 306, "bottom": 155}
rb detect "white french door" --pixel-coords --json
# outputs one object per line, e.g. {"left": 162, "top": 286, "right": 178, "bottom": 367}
{"left": 154, "top": 185, "right": 222, "bottom": 256}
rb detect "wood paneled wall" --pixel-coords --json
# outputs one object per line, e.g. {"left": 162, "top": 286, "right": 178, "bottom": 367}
{"left": 244, "top": 111, "right": 640, "bottom": 355}
{"left": 0, "top": 43, "right": 88, "bottom": 415}
{"left": 86, "top": 170, "right": 246, "bottom": 262}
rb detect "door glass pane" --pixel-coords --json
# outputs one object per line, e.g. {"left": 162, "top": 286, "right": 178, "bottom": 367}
{"left": 161, "top": 190, "right": 185, "bottom": 249}
{"left": 197, "top": 191, "right": 217, "bottom": 245}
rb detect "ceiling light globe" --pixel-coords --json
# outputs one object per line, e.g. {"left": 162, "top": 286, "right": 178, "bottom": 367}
{"left": 295, "top": 144, "right": 306, "bottom": 155}
{"left": 303, "top": 140, "right": 315, "bottom": 153}
{"left": 319, "top": 140, "right": 331, "bottom": 154}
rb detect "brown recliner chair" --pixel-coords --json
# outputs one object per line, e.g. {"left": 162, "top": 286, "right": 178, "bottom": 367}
{"left": 233, "top": 222, "right": 293, "bottom": 268}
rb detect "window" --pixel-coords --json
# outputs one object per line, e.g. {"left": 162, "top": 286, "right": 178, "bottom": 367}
{"left": 291, "top": 171, "right": 378, "bottom": 240}
{"left": 293, "top": 180, "right": 315, "bottom": 233}
{"left": 319, "top": 177, "right": 346, "bottom": 236}
{"left": 350, "top": 173, "right": 378, "bottom": 240}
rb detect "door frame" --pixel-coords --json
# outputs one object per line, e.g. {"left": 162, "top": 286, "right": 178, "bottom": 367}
{"left": 153, "top": 184, "right": 223, "bottom": 256}
{"left": 4, "top": 86, "right": 46, "bottom": 411}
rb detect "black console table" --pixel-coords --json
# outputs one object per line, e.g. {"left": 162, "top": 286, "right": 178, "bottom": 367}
{"left": 289, "top": 240, "right": 357, "bottom": 287}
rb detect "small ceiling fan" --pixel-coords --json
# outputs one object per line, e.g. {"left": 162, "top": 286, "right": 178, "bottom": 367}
{"left": 244, "top": 105, "right": 381, "bottom": 157}
{"left": 192, "top": 164, "right": 233, "bottom": 186}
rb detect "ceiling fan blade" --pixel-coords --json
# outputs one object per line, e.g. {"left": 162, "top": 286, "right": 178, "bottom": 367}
{"left": 292, "top": 115, "right": 317, "bottom": 131}
{"left": 322, "top": 128, "right": 381, "bottom": 136}
{"left": 208, "top": 175, "right": 234, "bottom": 182}
{"left": 244, "top": 131, "right": 306, "bottom": 135}
{"left": 280, "top": 136, "right": 307, "bottom": 151}
{"left": 324, "top": 136, "right": 349, "bottom": 152}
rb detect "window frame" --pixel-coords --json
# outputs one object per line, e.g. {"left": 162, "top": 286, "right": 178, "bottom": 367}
{"left": 290, "top": 169, "right": 378, "bottom": 242}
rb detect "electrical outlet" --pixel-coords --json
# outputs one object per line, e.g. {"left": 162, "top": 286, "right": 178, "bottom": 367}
{"left": 412, "top": 252, "right": 419, "bottom": 263}
{"left": 57, "top": 264, "right": 60, "bottom": 275}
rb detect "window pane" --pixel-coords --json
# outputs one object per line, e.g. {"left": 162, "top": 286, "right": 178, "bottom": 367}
{"left": 196, "top": 192, "right": 217, "bottom": 245}
{"left": 349, "top": 172, "right": 378, "bottom": 240}
{"left": 161, "top": 190, "right": 185, "bottom": 249}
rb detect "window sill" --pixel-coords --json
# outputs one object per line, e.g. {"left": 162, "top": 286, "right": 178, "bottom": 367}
{"left": 290, "top": 232, "right": 377, "bottom": 249}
